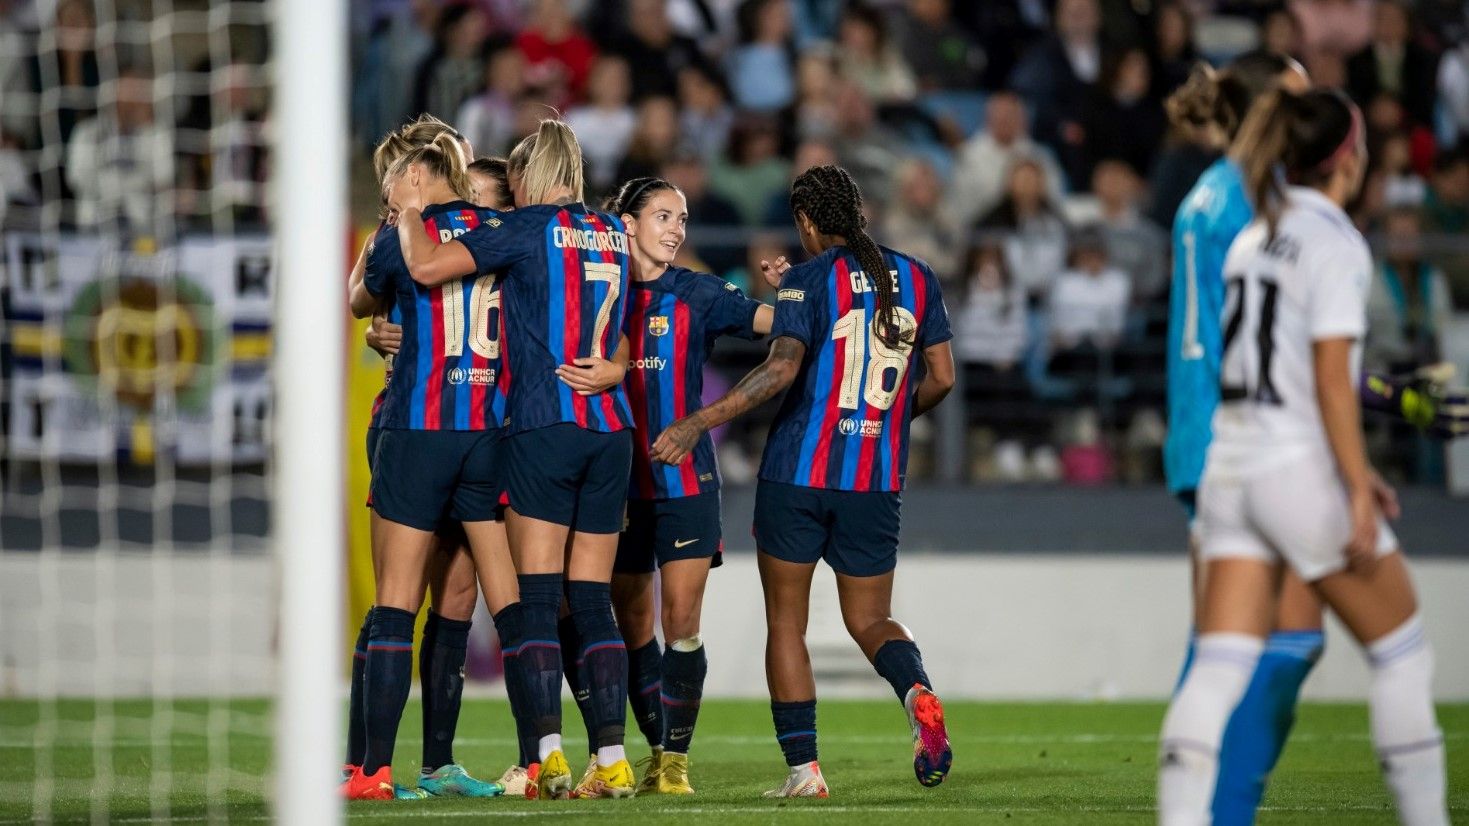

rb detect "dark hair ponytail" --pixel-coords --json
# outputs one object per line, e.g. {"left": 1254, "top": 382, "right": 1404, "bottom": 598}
{"left": 605, "top": 176, "right": 681, "bottom": 216}
{"left": 790, "top": 164, "right": 908, "bottom": 349}
{"left": 1234, "top": 88, "right": 1360, "bottom": 238}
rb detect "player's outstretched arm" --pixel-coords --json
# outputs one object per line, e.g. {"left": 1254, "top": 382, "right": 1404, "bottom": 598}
{"left": 395, "top": 206, "right": 477, "bottom": 287}
{"left": 913, "top": 341, "right": 955, "bottom": 418}
{"left": 1360, "top": 364, "right": 1469, "bottom": 439}
{"left": 650, "top": 335, "right": 805, "bottom": 465}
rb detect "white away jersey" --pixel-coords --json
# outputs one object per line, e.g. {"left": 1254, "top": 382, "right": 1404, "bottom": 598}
{"left": 1206, "top": 187, "right": 1371, "bottom": 472}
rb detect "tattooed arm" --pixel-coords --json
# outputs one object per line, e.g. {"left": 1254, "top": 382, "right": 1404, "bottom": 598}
{"left": 649, "top": 336, "right": 806, "bottom": 465}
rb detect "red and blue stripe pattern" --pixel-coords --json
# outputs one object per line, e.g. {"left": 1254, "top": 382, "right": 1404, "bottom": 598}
{"left": 763, "top": 249, "right": 938, "bottom": 493}
{"left": 624, "top": 285, "right": 704, "bottom": 499}
{"left": 374, "top": 202, "right": 505, "bottom": 432}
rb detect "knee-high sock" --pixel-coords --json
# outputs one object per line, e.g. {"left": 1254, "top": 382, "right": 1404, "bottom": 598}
{"left": 345, "top": 608, "right": 373, "bottom": 767}
{"left": 492, "top": 603, "right": 540, "bottom": 768}
{"left": 771, "top": 700, "right": 818, "bottom": 767}
{"left": 1158, "top": 633, "right": 1263, "bottom": 826}
{"left": 362, "top": 606, "right": 418, "bottom": 776}
{"left": 661, "top": 638, "right": 707, "bottom": 754}
{"left": 420, "top": 612, "right": 471, "bottom": 773}
{"left": 1212, "top": 630, "right": 1323, "bottom": 826}
{"left": 627, "top": 638, "right": 663, "bottom": 748}
{"left": 872, "top": 639, "right": 932, "bottom": 701}
{"left": 1367, "top": 615, "right": 1447, "bottom": 826}
{"left": 516, "top": 574, "right": 565, "bottom": 743}
{"left": 566, "top": 580, "right": 628, "bottom": 756}
{"left": 558, "top": 614, "right": 598, "bottom": 754}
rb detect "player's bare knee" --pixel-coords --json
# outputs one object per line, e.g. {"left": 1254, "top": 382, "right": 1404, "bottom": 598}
{"left": 662, "top": 602, "right": 700, "bottom": 642}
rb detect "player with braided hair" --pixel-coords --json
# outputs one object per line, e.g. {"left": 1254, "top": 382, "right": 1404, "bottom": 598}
{"left": 652, "top": 165, "right": 956, "bottom": 797}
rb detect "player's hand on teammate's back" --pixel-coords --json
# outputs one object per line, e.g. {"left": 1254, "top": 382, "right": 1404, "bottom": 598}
{"left": 650, "top": 418, "right": 701, "bottom": 466}
{"left": 1345, "top": 485, "right": 1381, "bottom": 573}
{"left": 759, "top": 255, "right": 790, "bottom": 289}
{"left": 556, "top": 357, "right": 626, "bottom": 396}
{"left": 366, "top": 315, "right": 402, "bottom": 357}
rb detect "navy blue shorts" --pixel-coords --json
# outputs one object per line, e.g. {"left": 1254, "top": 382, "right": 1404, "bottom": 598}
{"left": 753, "top": 479, "right": 901, "bottom": 577}
{"left": 369, "top": 428, "right": 504, "bottom": 531}
{"left": 504, "top": 423, "right": 632, "bottom": 534}
{"left": 615, "top": 490, "right": 724, "bottom": 574}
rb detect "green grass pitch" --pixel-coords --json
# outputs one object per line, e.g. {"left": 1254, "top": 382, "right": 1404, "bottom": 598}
{"left": 0, "top": 699, "right": 1463, "bottom": 823}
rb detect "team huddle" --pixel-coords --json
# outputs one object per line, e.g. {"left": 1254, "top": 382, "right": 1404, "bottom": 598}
{"left": 336, "top": 50, "right": 1460, "bottom": 822}
{"left": 340, "top": 113, "right": 954, "bottom": 802}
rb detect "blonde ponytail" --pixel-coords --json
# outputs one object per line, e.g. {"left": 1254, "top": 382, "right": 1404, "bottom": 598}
{"left": 383, "top": 130, "right": 474, "bottom": 203}
{"left": 1233, "top": 89, "right": 1297, "bottom": 239}
{"left": 519, "top": 119, "right": 585, "bottom": 205}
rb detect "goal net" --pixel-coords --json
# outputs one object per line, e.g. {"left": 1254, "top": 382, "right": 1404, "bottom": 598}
{"left": 1, "top": 0, "right": 343, "bottom": 822}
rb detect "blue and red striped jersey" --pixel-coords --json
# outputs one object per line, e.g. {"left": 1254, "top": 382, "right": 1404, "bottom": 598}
{"left": 758, "top": 246, "right": 952, "bottom": 492}
{"left": 624, "top": 267, "right": 764, "bottom": 499}
{"left": 363, "top": 201, "right": 506, "bottom": 431}
{"left": 459, "top": 202, "right": 634, "bottom": 435}
{"left": 367, "top": 301, "right": 402, "bottom": 429}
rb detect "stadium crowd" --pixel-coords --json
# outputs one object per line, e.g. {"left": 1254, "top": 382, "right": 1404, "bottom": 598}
{"left": 2, "top": 0, "right": 1466, "bottom": 485}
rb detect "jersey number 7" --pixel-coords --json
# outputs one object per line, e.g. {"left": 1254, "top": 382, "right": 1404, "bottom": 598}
{"left": 583, "top": 261, "right": 622, "bottom": 360}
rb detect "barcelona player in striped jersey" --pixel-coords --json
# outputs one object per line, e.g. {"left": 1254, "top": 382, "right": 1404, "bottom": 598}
{"left": 651, "top": 166, "right": 956, "bottom": 797}
{"left": 340, "top": 133, "right": 522, "bottom": 800}
{"left": 599, "top": 176, "right": 779, "bottom": 796}
{"left": 341, "top": 120, "right": 510, "bottom": 801}
{"left": 396, "top": 120, "right": 639, "bottom": 800}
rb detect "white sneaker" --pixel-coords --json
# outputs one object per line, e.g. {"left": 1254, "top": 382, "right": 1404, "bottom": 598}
{"left": 761, "top": 761, "right": 829, "bottom": 798}
{"left": 497, "top": 765, "right": 530, "bottom": 797}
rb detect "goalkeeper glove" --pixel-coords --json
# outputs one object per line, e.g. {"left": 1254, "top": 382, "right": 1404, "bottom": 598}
{"left": 1360, "top": 363, "right": 1468, "bottom": 439}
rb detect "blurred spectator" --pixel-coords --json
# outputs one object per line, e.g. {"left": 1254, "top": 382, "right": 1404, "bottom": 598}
{"left": 761, "top": 137, "right": 838, "bottom": 228}
{"left": 1345, "top": 1, "right": 1438, "bottom": 129}
{"left": 565, "top": 55, "right": 637, "bottom": 192}
{"left": 1261, "top": 8, "right": 1305, "bottom": 58}
{"left": 835, "top": 2, "right": 917, "bottom": 104}
{"left": 677, "top": 63, "right": 734, "bottom": 160}
{"left": 1047, "top": 229, "right": 1129, "bottom": 349}
{"left": 879, "top": 157, "right": 962, "bottom": 279}
{"left": 1377, "top": 131, "right": 1427, "bottom": 207}
{"left": 948, "top": 91, "right": 1066, "bottom": 229}
{"left": 828, "top": 80, "right": 908, "bottom": 202}
{"left": 1146, "top": 114, "right": 1219, "bottom": 230}
{"left": 1288, "top": 0, "right": 1373, "bottom": 63}
{"left": 352, "top": 0, "right": 438, "bottom": 149}
{"left": 953, "top": 0, "right": 1051, "bottom": 91}
{"left": 1148, "top": 2, "right": 1195, "bottom": 101}
{"left": 726, "top": 0, "right": 796, "bottom": 112}
{"left": 17, "top": 0, "right": 98, "bottom": 148}
{"left": 0, "top": 129, "right": 35, "bottom": 227}
{"left": 955, "top": 241, "right": 1028, "bottom": 368}
{"left": 1010, "top": 0, "right": 1105, "bottom": 152}
{"left": 788, "top": 47, "right": 842, "bottom": 142}
{"left": 516, "top": 0, "right": 599, "bottom": 103}
{"left": 189, "top": 63, "right": 268, "bottom": 227}
{"left": 457, "top": 40, "right": 527, "bottom": 158}
{"left": 1090, "top": 160, "right": 1167, "bottom": 301}
{"left": 979, "top": 157, "right": 1070, "bottom": 298}
{"left": 608, "top": 0, "right": 708, "bottom": 101}
{"left": 1423, "top": 146, "right": 1469, "bottom": 301}
{"left": 1435, "top": 39, "right": 1469, "bottom": 145}
{"left": 0, "top": 0, "right": 36, "bottom": 143}
{"left": 1079, "top": 48, "right": 1165, "bottom": 183}
{"left": 709, "top": 114, "right": 789, "bottom": 225}
{"left": 1366, "top": 206, "right": 1451, "bottom": 372}
{"left": 893, "top": 0, "right": 985, "bottom": 92}
{"left": 412, "top": 3, "right": 490, "bottom": 123}
{"left": 613, "top": 96, "right": 682, "bottom": 186}
{"left": 661, "top": 149, "right": 745, "bottom": 276}
{"left": 65, "top": 67, "right": 173, "bottom": 233}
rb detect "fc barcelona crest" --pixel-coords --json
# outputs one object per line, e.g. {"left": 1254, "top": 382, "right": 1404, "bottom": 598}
{"left": 648, "top": 315, "right": 670, "bottom": 337}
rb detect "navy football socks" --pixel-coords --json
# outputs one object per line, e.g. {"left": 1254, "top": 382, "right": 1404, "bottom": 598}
{"left": 771, "top": 700, "right": 818, "bottom": 766}
{"left": 420, "top": 611, "right": 471, "bottom": 773}
{"left": 567, "top": 580, "right": 628, "bottom": 749}
{"left": 627, "top": 638, "right": 663, "bottom": 748}
{"left": 362, "top": 606, "right": 416, "bottom": 775}
{"left": 873, "top": 639, "right": 932, "bottom": 701}
{"left": 516, "top": 574, "right": 565, "bottom": 738}
{"left": 661, "top": 642, "right": 707, "bottom": 754}
{"left": 558, "top": 614, "right": 599, "bottom": 753}
{"left": 345, "top": 607, "right": 373, "bottom": 767}
{"left": 492, "top": 603, "right": 539, "bottom": 768}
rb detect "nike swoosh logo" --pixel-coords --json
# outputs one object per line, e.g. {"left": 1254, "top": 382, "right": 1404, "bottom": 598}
{"left": 672, "top": 538, "right": 699, "bottom": 548}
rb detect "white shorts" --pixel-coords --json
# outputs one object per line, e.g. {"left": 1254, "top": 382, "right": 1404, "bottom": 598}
{"left": 1196, "top": 453, "right": 1398, "bottom": 582}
